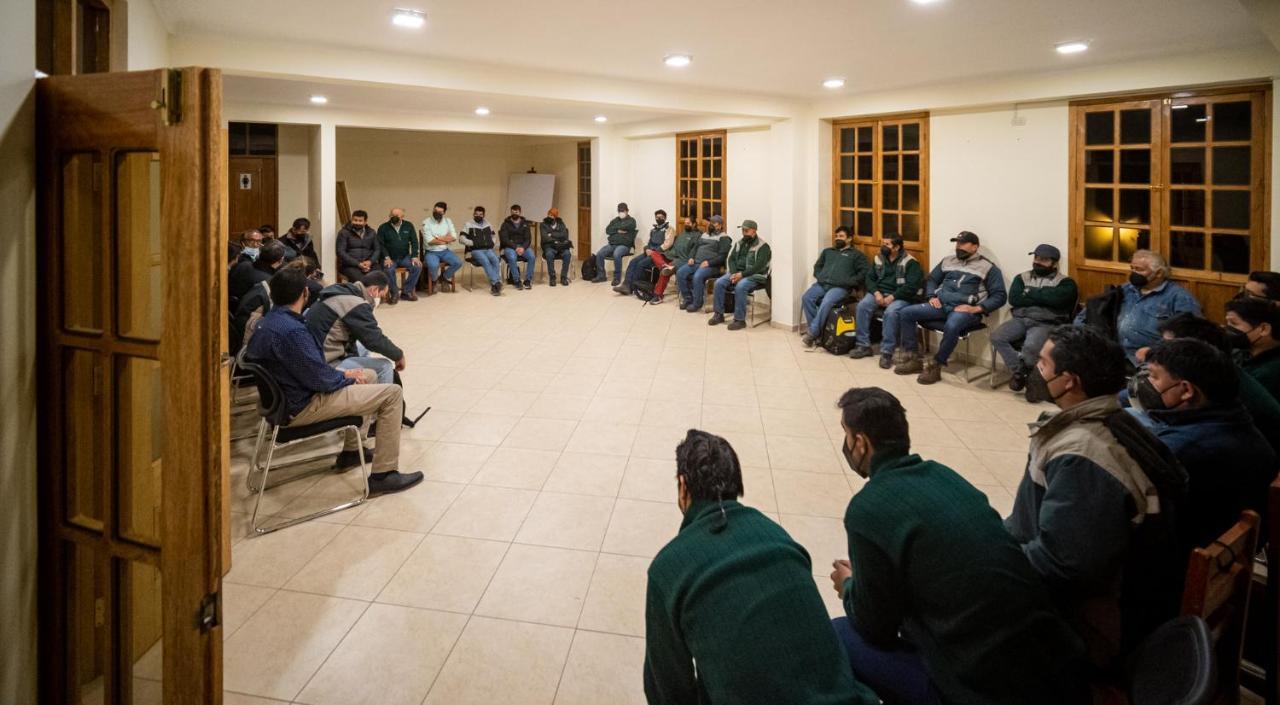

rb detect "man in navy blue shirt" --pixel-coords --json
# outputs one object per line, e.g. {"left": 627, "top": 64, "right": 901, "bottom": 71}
{"left": 247, "top": 267, "right": 423, "bottom": 495}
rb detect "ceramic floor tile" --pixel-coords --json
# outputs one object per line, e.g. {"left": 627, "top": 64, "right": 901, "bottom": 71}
{"left": 948, "top": 419, "right": 1031, "bottom": 452}
{"left": 760, "top": 407, "right": 830, "bottom": 439}
{"left": 754, "top": 384, "right": 817, "bottom": 411}
{"left": 577, "top": 553, "right": 649, "bottom": 637}
{"left": 629, "top": 425, "right": 694, "bottom": 461}
{"left": 565, "top": 421, "right": 639, "bottom": 456}
{"left": 780, "top": 514, "right": 849, "bottom": 576}
{"left": 772, "top": 469, "right": 855, "bottom": 518}
{"left": 912, "top": 445, "right": 1001, "bottom": 486}
{"left": 982, "top": 449, "right": 1030, "bottom": 488}
{"left": 424, "top": 616, "right": 574, "bottom": 705}
{"left": 740, "top": 465, "right": 778, "bottom": 513}
{"left": 765, "top": 434, "right": 845, "bottom": 473}
{"left": 502, "top": 417, "right": 580, "bottom": 452}
{"left": 602, "top": 498, "right": 682, "bottom": 558}
{"left": 813, "top": 575, "right": 847, "bottom": 620}
{"left": 583, "top": 395, "right": 641, "bottom": 424}
{"left": 225, "top": 521, "right": 343, "bottom": 588}
{"left": 349, "top": 480, "right": 463, "bottom": 534}
{"left": 907, "top": 417, "right": 965, "bottom": 447}
{"left": 221, "top": 582, "right": 276, "bottom": 641}
{"left": 515, "top": 492, "right": 616, "bottom": 551}
{"left": 699, "top": 403, "right": 763, "bottom": 435}
{"left": 526, "top": 393, "right": 593, "bottom": 421}
{"left": 272, "top": 472, "right": 367, "bottom": 526}
{"left": 542, "top": 452, "right": 627, "bottom": 497}
{"left": 471, "top": 447, "right": 561, "bottom": 490}
{"left": 476, "top": 543, "right": 598, "bottom": 626}
{"left": 284, "top": 525, "right": 423, "bottom": 600}
{"left": 554, "top": 631, "right": 648, "bottom": 705}
{"left": 618, "top": 457, "right": 678, "bottom": 503}
{"left": 419, "top": 442, "right": 496, "bottom": 484}
{"left": 471, "top": 388, "right": 541, "bottom": 416}
{"left": 423, "top": 384, "right": 481, "bottom": 413}
{"left": 924, "top": 395, "right": 993, "bottom": 420}
{"left": 432, "top": 484, "right": 539, "bottom": 541}
{"left": 403, "top": 409, "right": 462, "bottom": 442}
{"left": 377, "top": 534, "right": 509, "bottom": 613}
{"left": 442, "top": 412, "right": 520, "bottom": 447}
{"left": 640, "top": 398, "right": 702, "bottom": 428}
{"left": 223, "top": 693, "right": 289, "bottom": 705}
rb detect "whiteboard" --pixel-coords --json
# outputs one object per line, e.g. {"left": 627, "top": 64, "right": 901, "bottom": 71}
{"left": 506, "top": 173, "right": 556, "bottom": 219}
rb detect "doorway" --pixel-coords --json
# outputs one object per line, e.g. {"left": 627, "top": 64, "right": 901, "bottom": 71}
{"left": 227, "top": 122, "right": 279, "bottom": 235}
{"left": 577, "top": 140, "right": 591, "bottom": 258}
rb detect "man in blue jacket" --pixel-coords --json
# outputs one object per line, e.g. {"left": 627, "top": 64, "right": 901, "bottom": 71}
{"left": 1074, "top": 250, "right": 1201, "bottom": 365}
{"left": 895, "top": 231, "right": 1007, "bottom": 385}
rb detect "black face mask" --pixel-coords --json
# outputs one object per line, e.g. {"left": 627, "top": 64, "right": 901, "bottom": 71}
{"left": 842, "top": 435, "right": 870, "bottom": 479}
{"left": 880, "top": 246, "right": 893, "bottom": 261}
{"left": 1129, "top": 272, "right": 1150, "bottom": 288}
{"left": 833, "top": 238, "right": 848, "bottom": 250}
{"left": 1132, "top": 372, "right": 1175, "bottom": 412}
{"left": 473, "top": 214, "right": 484, "bottom": 221}
{"left": 1223, "top": 325, "right": 1253, "bottom": 350}
{"left": 390, "top": 216, "right": 402, "bottom": 225}
{"left": 955, "top": 249, "right": 972, "bottom": 261}
{"left": 1025, "top": 369, "right": 1070, "bottom": 405}
{"left": 1032, "top": 265, "right": 1056, "bottom": 278}
{"left": 656, "top": 218, "right": 667, "bottom": 225}
{"left": 433, "top": 211, "right": 444, "bottom": 220}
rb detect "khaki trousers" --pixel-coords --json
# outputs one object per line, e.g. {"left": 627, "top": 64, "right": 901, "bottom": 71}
{"left": 290, "top": 381, "right": 403, "bottom": 473}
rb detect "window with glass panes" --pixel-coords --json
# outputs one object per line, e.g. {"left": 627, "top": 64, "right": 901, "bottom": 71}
{"left": 833, "top": 114, "right": 928, "bottom": 262}
{"left": 677, "top": 131, "right": 725, "bottom": 223}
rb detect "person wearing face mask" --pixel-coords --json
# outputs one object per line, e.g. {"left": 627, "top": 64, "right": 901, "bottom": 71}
{"left": 651, "top": 217, "right": 703, "bottom": 304}
{"left": 643, "top": 429, "right": 879, "bottom": 705}
{"left": 230, "top": 237, "right": 285, "bottom": 307}
{"left": 336, "top": 210, "right": 392, "bottom": 290}
{"left": 1226, "top": 296, "right": 1280, "bottom": 401}
{"left": 709, "top": 220, "right": 771, "bottom": 330}
{"left": 1141, "top": 339, "right": 1276, "bottom": 551}
{"left": 421, "top": 201, "right": 463, "bottom": 293}
{"left": 1007, "top": 325, "right": 1187, "bottom": 674}
{"left": 459, "top": 206, "right": 503, "bottom": 296}
{"left": 614, "top": 209, "right": 673, "bottom": 296}
{"left": 894, "top": 231, "right": 1007, "bottom": 384}
{"left": 377, "top": 207, "right": 422, "bottom": 303}
{"left": 280, "top": 217, "right": 318, "bottom": 263}
{"left": 1241, "top": 270, "right": 1280, "bottom": 302}
{"left": 593, "top": 202, "right": 638, "bottom": 285}
{"left": 828, "top": 387, "right": 1089, "bottom": 705}
{"left": 540, "top": 207, "right": 572, "bottom": 286}
{"left": 1073, "top": 250, "right": 1200, "bottom": 366}
{"left": 305, "top": 270, "right": 405, "bottom": 386}
{"left": 800, "top": 226, "right": 869, "bottom": 349}
{"left": 850, "top": 235, "right": 924, "bottom": 364}
{"left": 499, "top": 204, "right": 536, "bottom": 289}
{"left": 989, "top": 244, "right": 1078, "bottom": 393}
{"left": 677, "top": 215, "right": 732, "bottom": 312}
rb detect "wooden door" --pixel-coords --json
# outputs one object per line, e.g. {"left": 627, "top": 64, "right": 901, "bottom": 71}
{"left": 38, "top": 67, "right": 227, "bottom": 705}
{"left": 228, "top": 156, "right": 277, "bottom": 235}
{"left": 833, "top": 114, "right": 930, "bottom": 265}
{"left": 576, "top": 140, "right": 591, "bottom": 259}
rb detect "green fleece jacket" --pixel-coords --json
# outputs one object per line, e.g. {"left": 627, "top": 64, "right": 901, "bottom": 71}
{"left": 666, "top": 229, "right": 701, "bottom": 263}
{"left": 1009, "top": 270, "right": 1079, "bottom": 323}
{"left": 866, "top": 250, "right": 925, "bottom": 302}
{"left": 377, "top": 220, "right": 418, "bottom": 260}
{"left": 726, "top": 235, "right": 772, "bottom": 284}
{"left": 813, "top": 245, "right": 869, "bottom": 290}
{"left": 605, "top": 215, "right": 638, "bottom": 247}
{"left": 1244, "top": 346, "right": 1280, "bottom": 404}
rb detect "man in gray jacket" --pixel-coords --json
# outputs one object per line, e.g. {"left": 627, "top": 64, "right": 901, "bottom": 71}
{"left": 305, "top": 271, "right": 405, "bottom": 385}
{"left": 336, "top": 210, "right": 391, "bottom": 284}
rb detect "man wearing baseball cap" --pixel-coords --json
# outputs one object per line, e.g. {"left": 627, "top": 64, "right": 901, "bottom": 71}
{"left": 895, "top": 231, "right": 1008, "bottom": 384}
{"left": 709, "top": 220, "right": 771, "bottom": 330}
{"left": 990, "top": 244, "right": 1078, "bottom": 394}
{"left": 593, "top": 202, "right": 638, "bottom": 285}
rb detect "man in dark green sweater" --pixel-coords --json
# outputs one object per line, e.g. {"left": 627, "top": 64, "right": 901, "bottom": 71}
{"left": 1226, "top": 294, "right": 1280, "bottom": 404}
{"left": 801, "top": 226, "right": 869, "bottom": 348}
{"left": 593, "top": 201, "right": 638, "bottom": 284}
{"left": 991, "top": 244, "right": 1078, "bottom": 393}
{"left": 851, "top": 236, "right": 925, "bottom": 368}
{"left": 829, "top": 387, "right": 1088, "bottom": 705}
{"left": 709, "top": 220, "right": 771, "bottom": 330}
{"left": 376, "top": 208, "right": 422, "bottom": 303}
{"left": 644, "top": 430, "right": 878, "bottom": 705}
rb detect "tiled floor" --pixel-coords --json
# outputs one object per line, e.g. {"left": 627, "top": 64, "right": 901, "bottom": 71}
{"left": 221, "top": 276, "right": 1047, "bottom": 704}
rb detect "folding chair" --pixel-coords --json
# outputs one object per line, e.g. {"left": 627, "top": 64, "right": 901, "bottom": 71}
{"left": 746, "top": 273, "right": 772, "bottom": 327}
{"left": 240, "top": 361, "right": 371, "bottom": 535}
{"left": 918, "top": 318, "right": 991, "bottom": 384}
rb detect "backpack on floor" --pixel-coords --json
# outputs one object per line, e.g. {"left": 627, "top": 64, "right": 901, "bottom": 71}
{"left": 820, "top": 304, "right": 858, "bottom": 355}
{"left": 581, "top": 257, "right": 598, "bottom": 281}
{"left": 633, "top": 264, "right": 659, "bottom": 303}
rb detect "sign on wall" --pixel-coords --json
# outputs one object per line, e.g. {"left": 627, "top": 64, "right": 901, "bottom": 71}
{"left": 238, "top": 173, "right": 252, "bottom": 190}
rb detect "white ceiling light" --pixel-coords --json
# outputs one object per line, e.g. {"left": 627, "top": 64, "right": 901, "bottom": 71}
{"left": 594, "top": 115, "right": 608, "bottom": 123}
{"left": 663, "top": 54, "right": 692, "bottom": 68}
{"left": 309, "top": 95, "right": 328, "bottom": 104}
{"left": 392, "top": 9, "right": 426, "bottom": 28}
{"left": 909, "top": 0, "right": 944, "bottom": 4}
{"left": 474, "top": 106, "right": 490, "bottom": 116}
{"left": 822, "top": 78, "right": 846, "bottom": 89}
{"left": 1055, "top": 40, "right": 1090, "bottom": 55}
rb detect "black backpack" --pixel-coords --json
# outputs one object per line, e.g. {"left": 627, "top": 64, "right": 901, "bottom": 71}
{"left": 820, "top": 304, "right": 858, "bottom": 355}
{"left": 633, "top": 264, "right": 659, "bottom": 303}
{"left": 581, "top": 256, "right": 598, "bottom": 281}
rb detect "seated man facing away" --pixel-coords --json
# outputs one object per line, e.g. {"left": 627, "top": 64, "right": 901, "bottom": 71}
{"left": 336, "top": 210, "right": 392, "bottom": 289}
{"left": 990, "top": 244, "right": 1078, "bottom": 393}
{"left": 677, "top": 215, "right": 731, "bottom": 313}
{"left": 246, "top": 267, "right": 422, "bottom": 495}
{"left": 230, "top": 257, "right": 317, "bottom": 354}
{"left": 1075, "top": 249, "right": 1200, "bottom": 366}
{"left": 593, "top": 202, "right": 638, "bottom": 285}
{"left": 801, "top": 226, "right": 869, "bottom": 349}
{"left": 280, "top": 217, "right": 318, "bottom": 263}
{"left": 1227, "top": 294, "right": 1280, "bottom": 402}
{"left": 421, "top": 201, "right": 463, "bottom": 292}
{"left": 1138, "top": 338, "right": 1277, "bottom": 550}
{"left": 460, "top": 206, "right": 503, "bottom": 296}
{"left": 895, "top": 231, "right": 1007, "bottom": 385}
{"left": 644, "top": 429, "right": 878, "bottom": 705}
{"left": 1008, "top": 326, "right": 1186, "bottom": 674}
{"left": 540, "top": 207, "right": 572, "bottom": 286}
{"left": 377, "top": 207, "right": 422, "bottom": 303}
{"left": 305, "top": 271, "right": 405, "bottom": 386}
{"left": 229, "top": 238, "right": 285, "bottom": 306}
{"left": 851, "top": 235, "right": 925, "bottom": 366}
{"left": 614, "top": 208, "right": 673, "bottom": 296}
{"left": 709, "top": 220, "right": 771, "bottom": 331}
{"left": 830, "top": 387, "right": 1088, "bottom": 705}
{"left": 499, "top": 204, "right": 535, "bottom": 289}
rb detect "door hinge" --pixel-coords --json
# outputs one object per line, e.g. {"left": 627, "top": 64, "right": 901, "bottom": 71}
{"left": 150, "top": 69, "right": 184, "bottom": 126}
{"left": 197, "top": 591, "right": 220, "bottom": 632}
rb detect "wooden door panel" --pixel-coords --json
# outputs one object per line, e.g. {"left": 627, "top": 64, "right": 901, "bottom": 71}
{"left": 228, "top": 156, "right": 277, "bottom": 235}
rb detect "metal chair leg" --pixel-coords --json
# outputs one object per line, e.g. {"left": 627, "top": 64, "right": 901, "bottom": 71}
{"left": 250, "top": 425, "right": 371, "bottom": 535}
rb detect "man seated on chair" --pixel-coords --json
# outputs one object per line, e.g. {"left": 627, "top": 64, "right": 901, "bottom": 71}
{"left": 990, "top": 244, "right": 1078, "bottom": 394}
{"left": 231, "top": 258, "right": 315, "bottom": 355}
{"left": 709, "top": 220, "right": 771, "bottom": 331}
{"left": 540, "top": 207, "right": 572, "bottom": 286}
{"left": 421, "top": 201, "right": 463, "bottom": 292}
{"left": 460, "top": 206, "right": 503, "bottom": 296}
{"left": 377, "top": 207, "right": 422, "bottom": 303}
{"left": 593, "top": 202, "right": 637, "bottom": 285}
{"left": 1073, "top": 249, "right": 1200, "bottom": 367}
{"left": 650, "top": 217, "right": 702, "bottom": 306}
{"left": 850, "top": 235, "right": 924, "bottom": 367}
{"left": 677, "top": 215, "right": 731, "bottom": 312}
{"left": 336, "top": 210, "right": 392, "bottom": 292}
{"left": 247, "top": 267, "right": 423, "bottom": 495}
{"left": 280, "top": 217, "right": 318, "bottom": 263}
{"left": 894, "top": 231, "right": 1007, "bottom": 385}
{"left": 615, "top": 208, "right": 673, "bottom": 296}
{"left": 829, "top": 387, "right": 1089, "bottom": 705}
{"left": 499, "top": 204, "right": 536, "bottom": 290}
{"left": 801, "top": 226, "right": 869, "bottom": 349}
{"left": 305, "top": 271, "right": 405, "bottom": 386}
{"left": 229, "top": 238, "right": 286, "bottom": 306}
{"left": 1227, "top": 294, "right": 1280, "bottom": 403}
{"left": 644, "top": 429, "right": 879, "bottom": 705}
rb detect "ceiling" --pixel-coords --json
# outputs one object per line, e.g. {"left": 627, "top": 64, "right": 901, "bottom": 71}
{"left": 157, "top": 0, "right": 1269, "bottom": 98}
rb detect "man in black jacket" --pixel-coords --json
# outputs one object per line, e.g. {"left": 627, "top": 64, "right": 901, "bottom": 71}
{"left": 541, "top": 208, "right": 572, "bottom": 286}
{"left": 280, "top": 217, "right": 318, "bottom": 263}
{"left": 305, "top": 271, "right": 404, "bottom": 385}
{"left": 499, "top": 204, "right": 536, "bottom": 289}
{"left": 229, "top": 239, "right": 285, "bottom": 305}
{"left": 336, "top": 210, "right": 391, "bottom": 284}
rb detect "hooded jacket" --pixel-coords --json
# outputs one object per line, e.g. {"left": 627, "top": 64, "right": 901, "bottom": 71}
{"left": 304, "top": 281, "right": 403, "bottom": 364}
{"left": 541, "top": 217, "right": 571, "bottom": 250}
{"left": 336, "top": 223, "right": 385, "bottom": 269}
{"left": 459, "top": 218, "right": 496, "bottom": 251}
{"left": 499, "top": 215, "right": 532, "bottom": 250}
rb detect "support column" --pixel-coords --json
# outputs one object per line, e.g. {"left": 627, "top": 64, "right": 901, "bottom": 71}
{"left": 309, "top": 122, "right": 337, "bottom": 272}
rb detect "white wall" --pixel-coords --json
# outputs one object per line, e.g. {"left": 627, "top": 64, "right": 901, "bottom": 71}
{"left": 277, "top": 123, "right": 311, "bottom": 229}
{"left": 126, "top": 0, "right": 170, "bottom": 70}
{"left": 727, "top": 127, "right": 772, "bottom": 236}
{"left": 0, "top": 0, "right": 37, "bottom": 701}
{"left": 624, "top": 135, "right": 674, "bottom": 234}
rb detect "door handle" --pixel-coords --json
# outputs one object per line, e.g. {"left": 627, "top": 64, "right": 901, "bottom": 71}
{"left": 220, "top": 352, "right": 233, "bottom": 368}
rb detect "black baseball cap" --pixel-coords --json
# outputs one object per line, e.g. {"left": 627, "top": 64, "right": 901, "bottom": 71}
{"left": 951, "top": 231, "right": 980, "bottom": 245}
{"left": 1030, "top": 244, "right": 1061, "bottom": 260}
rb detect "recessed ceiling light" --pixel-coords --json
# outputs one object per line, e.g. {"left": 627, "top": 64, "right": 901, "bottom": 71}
{"left": 594, "top": 115, "right": 608, "bottom": 123}
{"left": 822, "top": 78, "right": 846, "bottom": 89}
{"left": 309, "top": 95, "right": 328, "bottom": 104}
{"left": 1055, "top": 40, "right": 1090, "bottom": 55}
{"left": 909, "top": 0, "right": 944, "bottom": 4}
{"left": 392, "top": 9, "right": 426, "bottom": 28}
{"left": 474, "top": 106, "right": 490, "bottom": 116}
{"left": 663, "top": 54, "right": 692, "bottom": 68}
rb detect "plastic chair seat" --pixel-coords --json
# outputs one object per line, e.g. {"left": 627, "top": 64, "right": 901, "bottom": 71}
{"left": 276, "top": 415, "right": 363, "bottom": 444}
{"left": 1128, "top": 616, "right": 1215, "bottom": 705}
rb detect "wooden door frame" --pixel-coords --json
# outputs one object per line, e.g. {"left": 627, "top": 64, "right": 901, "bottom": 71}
{"left": 227, "top": 155, "right": 278, "bottom": 235}
{"left": 675, "top": 130, "right": 727, "bottom": 225}
{"left": 831, "top": 112, "right": 930, "bottom": 264}
{"left": 576, "top": 140, "right": 591, "bottom": 259}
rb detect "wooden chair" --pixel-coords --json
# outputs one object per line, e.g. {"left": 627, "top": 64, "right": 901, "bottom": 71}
{"left": 1181, "top": 510, "right": 1262, "bottom": 705}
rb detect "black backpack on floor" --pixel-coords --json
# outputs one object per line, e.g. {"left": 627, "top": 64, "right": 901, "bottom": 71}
{"left": 581, "top": 257, "right": 598, "bottom": 281}
{"left": 819, "top": 304, "right": 858, "bottom": 355}
{"left": 633, "top": 264, "right": 659, "bottom": 303}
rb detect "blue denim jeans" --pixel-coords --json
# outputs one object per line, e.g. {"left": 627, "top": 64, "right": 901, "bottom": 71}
{"left": 854, "top": 295, "right": 911, "bottom": 353}
{"left": 502, "top": 247, "right": 537, "bottom": 283}
{"left": 470, "top": 249, "right": 501, "bottom": 284}
{"left": 713, "top": 274, "right": 760, "bottom": 321}
{"left": 990, "top": 317, "right": 1053, "bottom": 372}
{"left": 423, "top": 248, "right": 462, "bottom": 283}
{"left": 624, "top": 250, "right": 657, "bottom": 287}
{"left": 595, "top": 244, "right": 631, "bottom": 282}
{"left": 897, "top": 304, "right": 982, "bottom": 365}
{"left": 677, "top": 263, "right": 719, "bottom": 310}
{"left": 831, "top": 617, "right": 942, "bottom": 705}
{"left": 383, "top": 256, "right": 422, "bottom": 296}
{"left": 543, "top": 247, "right": 572, "bottom": 278}
{"left": 801, "top": 283, "right": 850, "bottom": 338}
{"left": 336, "top": 355, "right": 394, "bottom": 385}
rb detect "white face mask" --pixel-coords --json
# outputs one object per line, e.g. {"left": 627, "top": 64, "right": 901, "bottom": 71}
{"left": 618, "top": 211, "right": 627, "bottom": 218}
{"left": 372, "top": 297, "right": 381, "bottom": 309}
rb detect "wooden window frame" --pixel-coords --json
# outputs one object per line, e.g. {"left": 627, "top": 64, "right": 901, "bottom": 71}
{"left": 676, "top": 130, "right": 727, "bottom": 225}
{"left": 576, "top": 140, "right": 591, "bottom": 259}
{"left": 831, "top": 112, "right": 930, "bottom": 264}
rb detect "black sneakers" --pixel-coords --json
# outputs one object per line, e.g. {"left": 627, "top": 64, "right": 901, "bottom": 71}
{"left": 708, "top": 313, "right": 725, "bottom": 326}
{"left": 368, "top": 470, "right": 424, "bottom": 496}
{"left": 727, "top": 320, "right": 746, "bottom": 331}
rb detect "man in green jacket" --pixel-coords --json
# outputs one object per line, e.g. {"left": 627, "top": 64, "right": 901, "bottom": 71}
{"left": 801, "top": 226, "right": 869, "bottom": 347}
{"left": 644, "top": 429, "right": 878, "bottom": 705}
{"left": 593, "top": 201, "right": 638, "bottom": 285}
{"left": 709, "top": 220, "right": 771, "bottom": 330}
{"left": 377, "top": 207, "right": 422, "bottom": 303}
{"left": 651, "top": 217, "right": 701, "bottom": 303}
{"left": 1226, "top": 294, "right": 1280, "bottom": 403}
{"left": 991, "top": 244, "right": 1079, "bottom": 392}
{"left": 850, "top": 235, "right": 925, "bottom": 367}
{"left": 829, "top": 387, "right": 1088, "bottom": 705}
